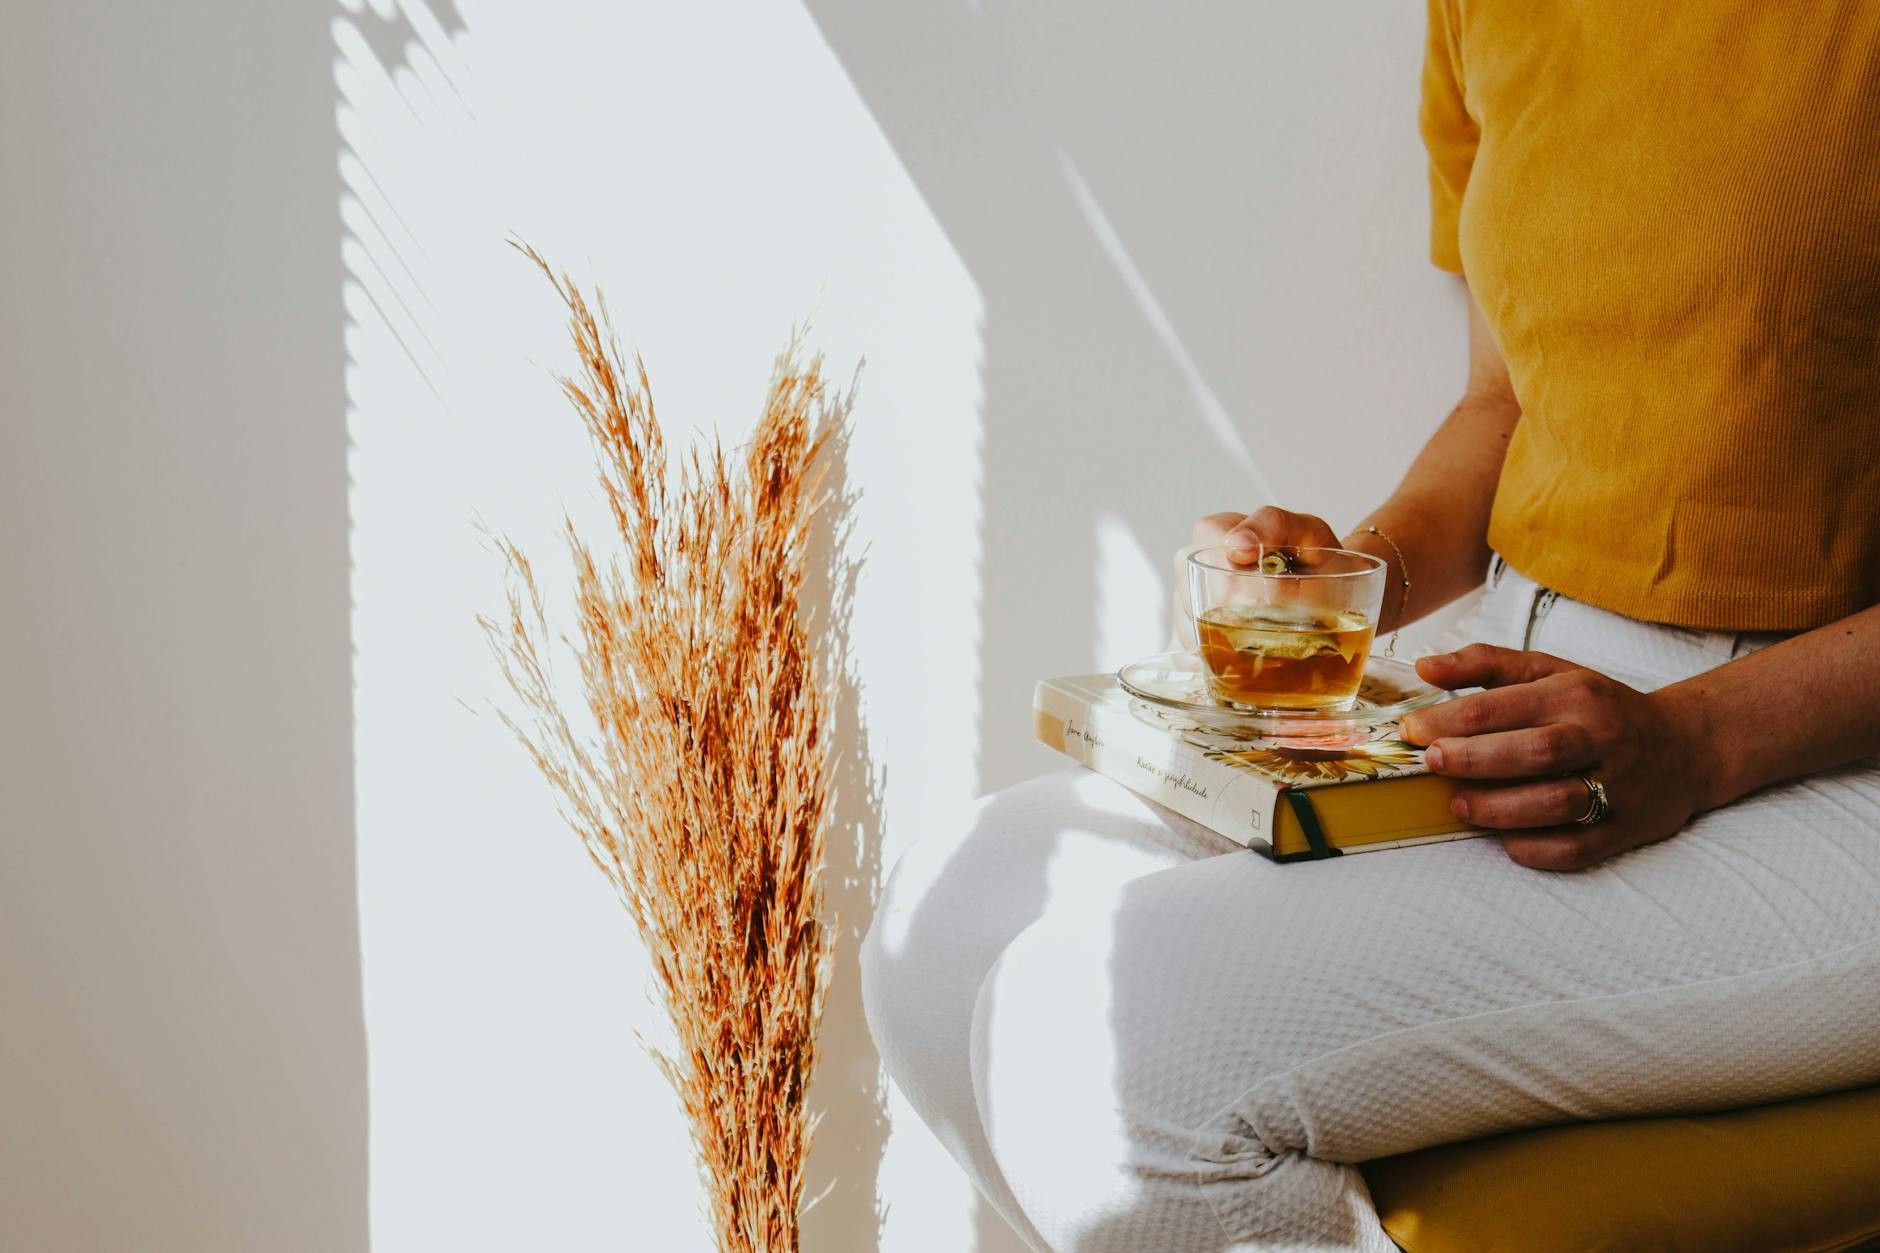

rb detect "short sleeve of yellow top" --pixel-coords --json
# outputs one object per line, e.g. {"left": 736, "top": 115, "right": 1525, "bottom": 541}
{"left": 1421, "top": 0, "right": 1880, "bottom": 631}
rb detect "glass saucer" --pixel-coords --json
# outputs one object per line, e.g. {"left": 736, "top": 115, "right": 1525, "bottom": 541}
{"left": 1116, "top": 650, "right": 1451, "bottom": 749}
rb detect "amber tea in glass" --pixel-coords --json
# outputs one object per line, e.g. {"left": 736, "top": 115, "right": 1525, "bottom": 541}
{"left": 1186, "top": 546, "right": 1386, "bottom": 710}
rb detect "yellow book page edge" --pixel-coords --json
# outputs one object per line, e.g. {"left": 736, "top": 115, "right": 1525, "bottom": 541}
{"left": 1272, "top": 773, "right": 1482, "bottom": 858}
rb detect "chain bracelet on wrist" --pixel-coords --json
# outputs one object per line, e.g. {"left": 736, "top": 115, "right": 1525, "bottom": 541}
{"left": 1357, "top": 524, "right": 1411, "bottom": 657}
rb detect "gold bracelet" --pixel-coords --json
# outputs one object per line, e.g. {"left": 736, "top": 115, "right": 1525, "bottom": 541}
{"left": 1357, "top": 524, "right": 1411, "bottom": 656}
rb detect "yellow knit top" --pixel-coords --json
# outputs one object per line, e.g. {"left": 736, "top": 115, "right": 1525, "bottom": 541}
{"left": 1421, "top": 0, "right": 1880, "bottom": 631}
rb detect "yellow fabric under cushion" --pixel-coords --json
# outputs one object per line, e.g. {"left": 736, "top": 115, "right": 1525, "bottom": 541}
{"left": 1362, "top": 1085, "right": 1880, "bottom": 1253}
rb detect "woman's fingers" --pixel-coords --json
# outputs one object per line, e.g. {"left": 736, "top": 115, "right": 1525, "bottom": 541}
{"left": 1423, "top": 722, "right": 1595, "bottom": 779}
{"left": 1401, "top": 678, "right": 1563, "bottom": 745}
{"left": 1219, "top": 507, "right": 1341, "bottom": 565}
{"left": 1500, "top": 827, "right": 1631, "bottom": 872}
{"left": 1415, "top": 643, "right": 1581, "bottom": 691}
{"left": 1191, "top": 507, "right": 1342, "bottom": 569}
{"left": 1191, "top": 512, "right": 1250, "bottom": 548}
{"left": 1450, "top": 775, "right": 1601, "bottom": 828}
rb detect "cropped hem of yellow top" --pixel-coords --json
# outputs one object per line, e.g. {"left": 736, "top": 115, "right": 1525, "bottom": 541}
{"left": 1419, "top": 0, "right": 1880, "bottom": 633}
{"left": 1487, "top": 541, "right": 1873, "bottom": 635}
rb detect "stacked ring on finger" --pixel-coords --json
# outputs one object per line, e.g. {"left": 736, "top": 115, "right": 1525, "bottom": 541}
{"left": 1574, "top": 774, "right": 1612, "bottom": 826}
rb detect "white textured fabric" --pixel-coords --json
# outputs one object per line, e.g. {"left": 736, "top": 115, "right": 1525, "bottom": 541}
{"left": 861, "top": 564, "right": 1880, "bottom": 1251}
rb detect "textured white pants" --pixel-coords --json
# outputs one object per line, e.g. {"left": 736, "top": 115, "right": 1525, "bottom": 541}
{"left": 860, "top": 565, "right": 1880, "bottom": 1251}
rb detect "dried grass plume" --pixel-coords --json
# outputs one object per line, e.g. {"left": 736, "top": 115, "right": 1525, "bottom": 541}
{"left": 484, "top": 243, "right": 848, "bottom": 1252}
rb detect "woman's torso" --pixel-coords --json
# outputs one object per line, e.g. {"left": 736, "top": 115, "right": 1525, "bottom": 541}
{"left": 1426, "top": 0, "right": 1880, "bottom": 631}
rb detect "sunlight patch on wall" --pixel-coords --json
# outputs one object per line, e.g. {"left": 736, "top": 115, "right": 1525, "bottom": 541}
{"left": 339, "top": 0, "right": 984, "bottom": 1249}
{"left": 1094, "top": 512, "right": 1168, "bottom": 670}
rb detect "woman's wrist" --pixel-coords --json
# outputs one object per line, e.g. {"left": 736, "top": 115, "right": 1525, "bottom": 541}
{"left": 1341, "top": 503, "right": 1481, "bottom": 632}
{"left": 1651, "top": 678, "right": 1748, "bottom": 813}
{"left": 1343, "top": 525, "right": 1411, "bottom": 631}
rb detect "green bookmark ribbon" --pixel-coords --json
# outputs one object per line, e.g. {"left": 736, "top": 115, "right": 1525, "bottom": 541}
{"left": 1282, "top": 789, "right": 1342, "bottom": 861}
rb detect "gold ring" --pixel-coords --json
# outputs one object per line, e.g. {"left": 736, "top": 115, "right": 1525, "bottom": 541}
{"left": 1574, "top": 775, "right": 1612, "bottom": 826}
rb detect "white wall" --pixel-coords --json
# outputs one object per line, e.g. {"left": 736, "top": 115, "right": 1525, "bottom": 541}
{"left": 5, "top": 1, "right": 1464, "bottom": 1250}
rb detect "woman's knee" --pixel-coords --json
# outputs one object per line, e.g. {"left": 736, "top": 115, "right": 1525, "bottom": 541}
{"left": 855, "top": 889, "right": 901, "bottom": 1058}
{"left": 857, "top": 845, "right": 961, "bottom": 1091}
{"left": 863, "top": 770, "right": 1141, "bottom": 1044}
{"left": 970, "top": 907, "right": 1388, "bottom": 1250}
{"left": 861, "top": 773, "right": 1087, "bottom": 1090}
{"left": 967, "top": 903, "right": 1244, "bottom": 1231}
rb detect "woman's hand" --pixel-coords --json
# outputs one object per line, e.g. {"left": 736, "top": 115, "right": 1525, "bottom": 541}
{"left": 1191, "top": 507, "right": 1340, "bottom": 564}
{"left": 1399, "top": 644, "right": 1716, "bottom": 870}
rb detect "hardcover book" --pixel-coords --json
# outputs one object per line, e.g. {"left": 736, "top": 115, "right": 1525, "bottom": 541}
{"left": 1032, "top": 673, "right": 1483, "bottom": 861}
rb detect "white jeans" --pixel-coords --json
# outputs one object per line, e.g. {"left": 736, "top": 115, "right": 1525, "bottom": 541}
{"left": 860, "top": 566, "right": 1880, "bottom": 1251}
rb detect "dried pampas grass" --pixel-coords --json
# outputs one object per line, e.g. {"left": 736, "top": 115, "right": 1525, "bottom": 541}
{"left": 484, "top": 244, "right": 848, "bottom": 1252}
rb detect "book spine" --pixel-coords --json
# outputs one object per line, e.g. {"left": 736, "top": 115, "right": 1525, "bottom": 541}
{"left": 1032, "top": 683, "right": 1282, "bottom": 851}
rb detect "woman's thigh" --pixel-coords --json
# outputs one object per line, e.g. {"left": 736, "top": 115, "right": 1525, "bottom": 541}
{"left": 972, "top": 759, "right": 1880, "bottom": 1246}
{"left": 864, "top": 768, "right": 1238, "bottom": 1073}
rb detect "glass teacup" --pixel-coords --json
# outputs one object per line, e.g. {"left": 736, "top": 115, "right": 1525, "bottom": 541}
{"left": 1186, "top": 545, "right": 1386, "bottom": 710}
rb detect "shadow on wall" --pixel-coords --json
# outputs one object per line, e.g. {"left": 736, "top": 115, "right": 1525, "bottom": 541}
{"left": 802, "top": 3, "right": 1451, "bottom": 1249}
{"left": 0, "top": 1, "right": 365, "bottom": 1250}
{"left": 802, "top": 421, "right": 893, "bottom": 1250}
{"left": 803, "top": 0, "right": 1449, "bottom": 811}
{"left": 804, "top": 0, "right": 1265, "bottom": 813}
{"left": 340, "top": 0, "right": 467, "bottom": 84}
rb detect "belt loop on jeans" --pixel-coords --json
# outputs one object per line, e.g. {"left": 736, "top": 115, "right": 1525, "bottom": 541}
{"left": 1490, "top": 553, "right": 1507, "bottom": 588}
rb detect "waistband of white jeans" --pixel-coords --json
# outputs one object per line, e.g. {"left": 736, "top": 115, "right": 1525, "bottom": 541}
{"left": 1477, "top": 553, "right": 1803, "bottom": 688}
